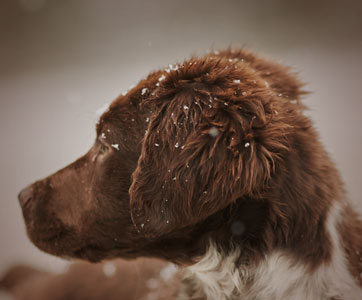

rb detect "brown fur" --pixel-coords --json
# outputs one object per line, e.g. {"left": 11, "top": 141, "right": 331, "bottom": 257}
{"left": 0, "top": 259, "right": 180, "bottom": 300}
{"left": 14, "top": 49, "right": 362, "bottom": 297}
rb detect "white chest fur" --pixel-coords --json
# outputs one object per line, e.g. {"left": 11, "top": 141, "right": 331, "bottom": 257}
{"left": 179, "top": 202, "right": 362, "bottom": 300}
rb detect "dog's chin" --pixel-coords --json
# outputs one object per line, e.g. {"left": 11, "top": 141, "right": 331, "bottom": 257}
{"left": 27, "top": 233, "right": 104, "bottom": 262}
{"left": 27, "top": 230, "right": 66, "bottom": 256}
{"left": 26, "top": 226, "right": 119, "bottom": 263}
{"left": 24, "top": 218, "right": 81, "bottom": 258}
{"left": 71, "top": 246, "right": 110, "bottom": 263}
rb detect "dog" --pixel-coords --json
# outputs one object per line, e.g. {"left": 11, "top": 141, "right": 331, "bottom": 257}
{"left": 17, "top": 49, "right": 362, "bottom": 299}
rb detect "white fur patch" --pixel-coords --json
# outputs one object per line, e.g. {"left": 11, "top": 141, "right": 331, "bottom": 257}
{"left": 179, "top": 244, "right": 244, "bottom": 299}
{"left": 179, "top": 202, "right": 362, "bottom": 299}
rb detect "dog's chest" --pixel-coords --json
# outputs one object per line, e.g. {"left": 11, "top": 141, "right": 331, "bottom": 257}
{"left": 178, "top": 247, "right": 362, "bottom": 300}
{"left": 177, "top": 202, "right": 362, "bottom": 300}
{"left": 178, "top": 250, "right": 315, "bottom": 300}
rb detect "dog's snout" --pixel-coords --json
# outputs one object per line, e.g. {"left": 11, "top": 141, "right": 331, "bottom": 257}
{"left": 18, "top": 186, "right": 34, "bottom": 208}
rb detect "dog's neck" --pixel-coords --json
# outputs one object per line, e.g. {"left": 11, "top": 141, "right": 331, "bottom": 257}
{"left": 178, "top": 201, "right": 362, "bottom": 300}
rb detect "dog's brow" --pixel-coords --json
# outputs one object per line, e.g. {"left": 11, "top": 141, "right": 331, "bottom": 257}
{"left": 96, "top": 121, "right": 108, "bottom": 138}
{"left": 96, "top": 123, "right": 102, "bottom": 137}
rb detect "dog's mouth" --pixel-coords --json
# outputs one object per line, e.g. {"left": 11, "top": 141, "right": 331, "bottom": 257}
{"left": 23, "top": 212, "right": 125, "bottom": 262}
{"left": 18, "top": 184, "right": 83, "bottom": 258}
{"left": 26, "top": 224, "right": 109, "bottom": 262}
{"left": 20, "top": 202, "right": 81, "bottom": 258}
{"left": 25, "top": 221, "right": 78, "bottom": 256}
{"left": 26, "top": 229, "right": 109, "bottom": 262}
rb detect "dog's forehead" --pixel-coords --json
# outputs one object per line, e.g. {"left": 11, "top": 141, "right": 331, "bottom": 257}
{"left": 96, "top": 98, "right": 138, "bottom": 136}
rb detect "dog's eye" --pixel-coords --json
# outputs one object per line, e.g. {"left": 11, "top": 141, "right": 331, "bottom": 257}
{"left": 98, "top": 142, "right": 109, "bottom": 155}
{"left": 92, "top": 141, "right": 109, "bottom": 163}
{"left": 94, "top": 139, "right": 110, "bottom": 159}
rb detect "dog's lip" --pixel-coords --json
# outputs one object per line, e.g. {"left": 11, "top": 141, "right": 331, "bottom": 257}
{"left": 25, "top": 221, "right": 79, "bottom": 255}
{"left": 31, "top": 233, "right": 89, "bottom": 259}
{"left": 25, "top": 218, "right": 65, "bottom": 240}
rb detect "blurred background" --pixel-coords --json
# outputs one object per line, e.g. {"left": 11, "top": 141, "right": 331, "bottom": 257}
{"left": 1, "top": 0, "right": 361, "bottom": 289}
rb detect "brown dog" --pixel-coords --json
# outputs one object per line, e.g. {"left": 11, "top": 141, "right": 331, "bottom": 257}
{"left": 17, "top": 49, "right": 362, "bottom": 299}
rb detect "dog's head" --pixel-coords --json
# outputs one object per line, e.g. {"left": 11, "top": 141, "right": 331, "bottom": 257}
{"left": 19, "top": 49, "right": 308, "bottom": 263}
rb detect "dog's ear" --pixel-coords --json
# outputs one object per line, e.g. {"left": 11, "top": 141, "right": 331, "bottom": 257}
{"left": 218, "top": 48, "right": 307, "bottom": 102}
{"left": 129, "top": 57, "right": 300, "bottom": 238}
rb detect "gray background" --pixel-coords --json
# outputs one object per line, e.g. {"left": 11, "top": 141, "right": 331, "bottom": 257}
{"left": 1, "top": 0, "right": 361, "bottom": 284}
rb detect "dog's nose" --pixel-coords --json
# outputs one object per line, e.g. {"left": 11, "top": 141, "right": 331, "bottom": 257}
{"left": 18, "top": 186, "right": 34, "bottom": 207}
